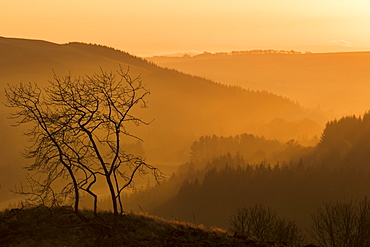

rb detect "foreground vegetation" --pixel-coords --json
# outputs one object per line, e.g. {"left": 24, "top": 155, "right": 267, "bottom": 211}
{"left": 0, "top": 206, "right": 298, "bottom": 247}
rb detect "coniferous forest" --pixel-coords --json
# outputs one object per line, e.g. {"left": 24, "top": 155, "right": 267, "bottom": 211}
{"left": 121, "top": 113, "right": 370, "bottom": 244}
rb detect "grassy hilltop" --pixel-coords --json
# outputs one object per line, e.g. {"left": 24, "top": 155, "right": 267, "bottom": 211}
{"left": 0, "top": 206, "right": 294, "bottom": 247}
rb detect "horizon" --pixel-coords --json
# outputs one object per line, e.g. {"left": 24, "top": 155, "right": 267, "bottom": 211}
{"left": 2, "top": 1, "right": 370, "bottom": 56}
{"left": 2, "top": 35, "right": 370, "bottom": 58}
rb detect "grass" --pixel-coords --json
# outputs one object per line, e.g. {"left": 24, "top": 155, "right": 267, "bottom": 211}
{"left": 0, "top": 205, "right": 295, "bottom": 247}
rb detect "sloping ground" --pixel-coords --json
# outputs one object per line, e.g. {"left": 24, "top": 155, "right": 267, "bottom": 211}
{"left": 0, "top": 37, "right": 325, "bottom": 207}
{"left": 0, "top": 37, "right": 324, "bottom": 150}
{"left": 0, "top": 206, "right": 294, "bottom": 247}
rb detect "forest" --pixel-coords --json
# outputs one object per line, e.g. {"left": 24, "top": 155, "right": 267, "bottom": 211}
{"left": 121, "top": 113, "right": 370, "bottom": 244}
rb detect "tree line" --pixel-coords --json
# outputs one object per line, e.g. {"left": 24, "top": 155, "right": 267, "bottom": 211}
{"left": 193, "top": 50, "right": 307, "bottom": 57}
{"left": 191, "top": 113, "right": 370, "bottom": 172}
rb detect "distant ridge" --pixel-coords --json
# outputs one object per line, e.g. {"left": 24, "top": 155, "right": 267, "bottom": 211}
{"left": 64, "top": 41, "right": 157, "bottom": 69}
{"left": 151, "top": 49, "right": 308, "bottom": 58}
{"left": 147, "top": 49, "right": 370, "bottom": 115}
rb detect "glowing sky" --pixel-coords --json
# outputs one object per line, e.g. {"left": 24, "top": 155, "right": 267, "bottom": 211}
{"left": 1, "top": 0, "right": 370, "bottom": 55}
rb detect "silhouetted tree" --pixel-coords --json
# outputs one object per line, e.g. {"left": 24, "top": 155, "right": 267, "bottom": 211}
{"left": 309, "top": 198, "right": 370, "bottom": 247}
{"left": 5, "top": 67, "right": 162, "bottom": 217}
{"left": 230, "top": 204, "right": 277, "bottom": 240}
{"left": 315, "top": 113, "right": 370, "bottom": 172}
{"left": 229, "top": 204, "right": 305, "bottom": 245}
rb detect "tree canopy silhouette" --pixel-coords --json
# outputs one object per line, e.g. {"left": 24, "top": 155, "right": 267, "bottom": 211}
{"left": 5, "top": 67, "right": 162, "bottom": 217}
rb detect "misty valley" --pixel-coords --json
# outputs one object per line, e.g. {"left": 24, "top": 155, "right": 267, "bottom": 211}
{"left": 2, "top": 37, "right": 370, "bottom": 246}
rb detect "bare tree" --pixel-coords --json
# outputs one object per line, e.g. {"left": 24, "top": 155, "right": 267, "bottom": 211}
{"left": 273, "top": 217, "right": 306, "bottom": 246}
{"left": 5, "top": 67, "right": 162, "bottom": 217}
{"left": 229, "top": 204, "right": 305, "bottom": 245}
{"left": 230, "top": 205, "right": 275, "bottom": 239}
{"left": 309, "top": 198, "right": 370, "bottom": 247}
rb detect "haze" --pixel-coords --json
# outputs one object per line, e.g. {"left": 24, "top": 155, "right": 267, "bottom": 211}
{"left": 2, "top": 0, "right": 370, "bottom": 55}
{"left": 3, "top": 1, "right": 370, "bottom": 245}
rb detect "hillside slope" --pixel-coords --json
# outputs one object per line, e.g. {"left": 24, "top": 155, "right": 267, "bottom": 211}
{"left": 0, "top": 37, "right": 324, "bottom": 206}
{"left": 125, "top": 113, "right": 370, "bottom": 236}
{"left": 0, "top": 206, "right": 289, "bottom": 247}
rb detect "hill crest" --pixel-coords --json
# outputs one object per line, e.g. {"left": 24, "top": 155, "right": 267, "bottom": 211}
{"left": 0, "top": 206, "right": 287, "bottom": 246}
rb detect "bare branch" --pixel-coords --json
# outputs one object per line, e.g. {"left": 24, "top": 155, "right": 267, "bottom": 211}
{"left": 5, "top": 67, "right": 161, "bottom": 217}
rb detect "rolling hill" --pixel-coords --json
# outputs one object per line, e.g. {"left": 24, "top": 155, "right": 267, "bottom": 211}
{"left": 0, "top": 37, "right": 325, "bottom": 206}
{"left": 1, "top": 206, "right": 281, "bottom": 246}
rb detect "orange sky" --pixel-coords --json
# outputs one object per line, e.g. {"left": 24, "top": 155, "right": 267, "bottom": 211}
{"left": 1, "top": 0, "right": 370, "bottom": 56}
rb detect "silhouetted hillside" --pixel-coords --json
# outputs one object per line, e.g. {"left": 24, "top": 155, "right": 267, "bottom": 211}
{"left": 306, "top": 112, "right": 370, "bottom": 171}
{"left": 148, "top": 51, "right": 370, "bottom": 115}
{"left": 123, "top": 114, "right": 370, "bottom": 236}
{"left": 0, "top": 37, "right": 323, "bottom": 207}
{"left": 153, "top": 158, "right": 370, "bottom": 230}
{"left": 1, "top": 206, "right": 285, "bottom": 246}
{"left": 126, "top": 155, "right": 370, "bottom": 239}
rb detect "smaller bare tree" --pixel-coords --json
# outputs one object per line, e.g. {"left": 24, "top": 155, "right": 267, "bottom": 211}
{"left": 230, "top": 204, "right": 305, "bottom": 246}
{"left": 273, "top": 217, "right": 306, "bottom": 245}
{"left": 309, "top": 198, "right": 370, "bottom": 247}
